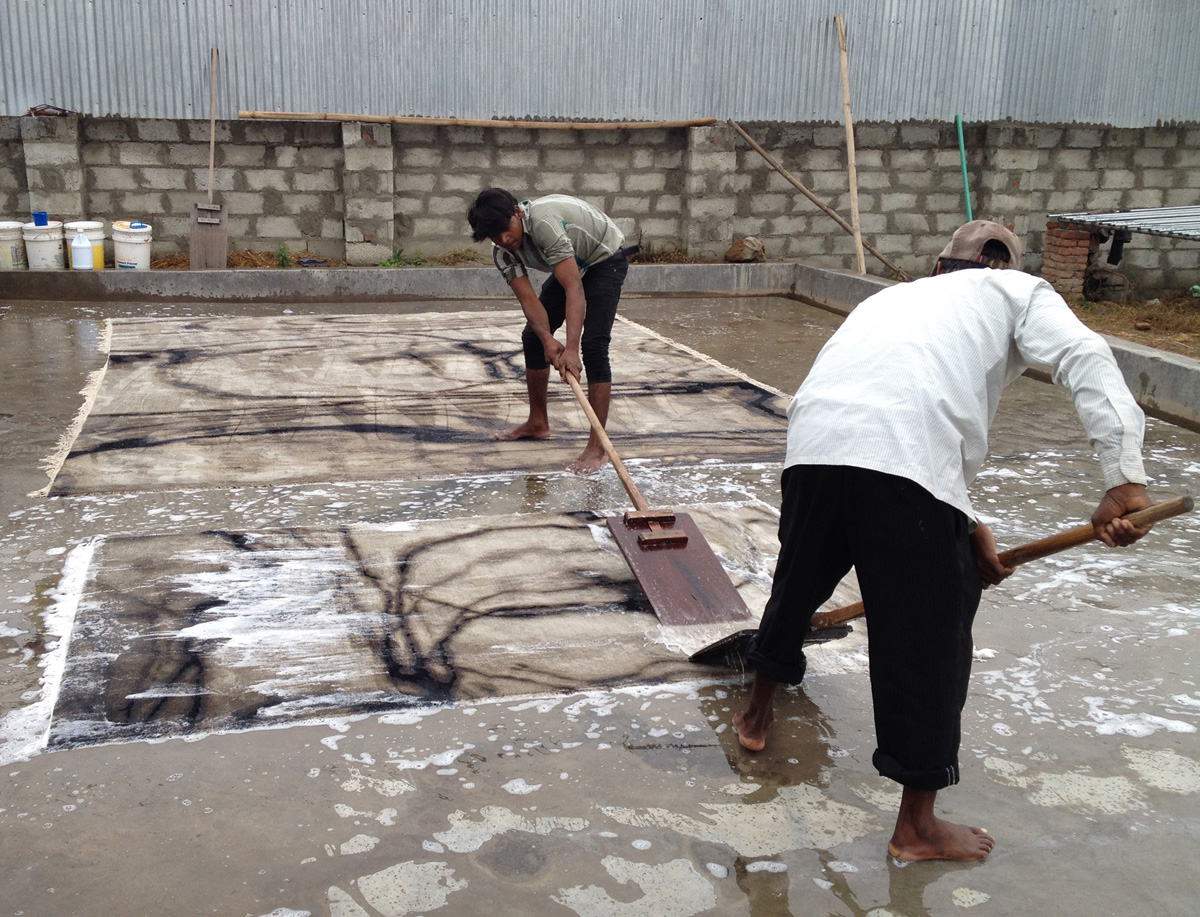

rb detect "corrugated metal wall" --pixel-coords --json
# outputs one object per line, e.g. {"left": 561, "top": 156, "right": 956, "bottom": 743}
{"left": 2, "top": 0, "right": 1197, "bottom": 126}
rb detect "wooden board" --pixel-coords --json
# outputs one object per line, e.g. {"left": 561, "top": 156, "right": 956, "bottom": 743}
{"left": 606, "top": 512, "right": 751, "bottom": 626}
{"left": 189, "top": 202, "right": 227, "bottom": 269}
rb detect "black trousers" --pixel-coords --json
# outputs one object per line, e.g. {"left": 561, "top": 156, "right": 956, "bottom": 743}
{"left": 521, "top": 251, "right": 628, "bottom": 384}
{"left": 746, "top": 464, "right": 982, "bottom": 791}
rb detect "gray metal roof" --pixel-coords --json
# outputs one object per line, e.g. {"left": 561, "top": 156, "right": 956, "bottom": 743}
{"left": 1050, "top": 208, "right": 1200, "bottom": 242}
{"left": 2, "top": 0, "right": 1200, "bottom": 125}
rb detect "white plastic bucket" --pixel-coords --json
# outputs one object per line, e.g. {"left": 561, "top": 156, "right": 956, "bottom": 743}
{"left": 23, "top": 220, "right": 65, "bottom": 270}
{"left": 112, "top": 220, "right": 153, "bottom": 270}
{"left": 64, "top": 220, "right": 106, "bottom": 270}
{"left": 0, "top": 221, "right": 27, "bottom": 270}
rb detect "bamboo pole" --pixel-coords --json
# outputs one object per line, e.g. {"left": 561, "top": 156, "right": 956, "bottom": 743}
{"left": 728, "top": 120, "right": 911, "bottom": 281}
{"left": 836, "top": 14, "right": 866, "bottom": 275}
{"left": 239, "top": 110, "right": 717, "bottom": 131}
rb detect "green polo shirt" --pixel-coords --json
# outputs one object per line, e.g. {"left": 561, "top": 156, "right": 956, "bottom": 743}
{"left": 493, "top": 194, "right": 624, "bottom": 284}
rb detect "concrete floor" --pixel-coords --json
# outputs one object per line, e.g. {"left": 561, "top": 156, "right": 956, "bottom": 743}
{"left": 1, "top": 294, "right": 1198, "bottom": 916}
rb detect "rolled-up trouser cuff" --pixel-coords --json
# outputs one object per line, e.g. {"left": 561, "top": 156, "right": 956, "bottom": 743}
{"left": 745, "top": 635, "right": 807, "bottom": 685}
{"left": 873, "top": 749, "right": 960, "bottom": 791}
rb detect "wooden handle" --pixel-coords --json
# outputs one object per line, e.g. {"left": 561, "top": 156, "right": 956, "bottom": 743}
{"left": 835, "top": 14, "right": 865, "bottom": 275}
{"left": 727, "top": 119, "right": 911, "bottom": 281}
{"left": 998, "top": 494, "right": 1192, "bottom": 567}
{"left": 564, "top": 372, "right": 648, "bottom": 512}
{"left": 810, "top": 495, "right": 1193, "bottom": 631}
{"left": 207, "top": 47, "right": 218, "bottom": 206}
{"left": 238, "top": 111, "right": 717, "bottom": 130}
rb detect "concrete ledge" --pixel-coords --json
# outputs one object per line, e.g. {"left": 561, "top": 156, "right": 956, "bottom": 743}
{"left": 624, "top": 262, "right": 804, "bottom": 296}
{"left": 0, "top": 267, "right": 512, "bottom": 303}
{"left": 0, "top": 261, "right": 810, "bottom": 303}
{"left": 789, "top": 263, "right": 895, "bottom": 316}
{"left": 1104, "top": 336, "right": 1200, "bottom": 433}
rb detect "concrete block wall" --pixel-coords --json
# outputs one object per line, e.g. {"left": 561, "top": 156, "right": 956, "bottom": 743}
{"left": 732, "top": 121, "right": 979, "bottom": 272}
{"left": 79, "top": 117, "right": 346, "bottom": 259}
{"left": 731, "top": 120, "right": 1199, "bottom": 289}
{"left": 1, "top": 115, "right": 346, "bottom": 261}
{"left": 0, "top": 119, "right": 27, "bottom": 218}
{"left": 18, "top": 115, "right": 85, "bottom": 222}
{"left": 2, "top": 114, "right": 1196, "bottom": 289}
{"left": 388, "top": 124, "right": 688, "bottom": 260}
{"left": 342, "top": 122, "right": 394, "bottom": 265}
{"left": 982, "top": 123, "right": 1200, "bottom": 291}
{"left": 684, "top": 124, "right": 740, "bottom": 258}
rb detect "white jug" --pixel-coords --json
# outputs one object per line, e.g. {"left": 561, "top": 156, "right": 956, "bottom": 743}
{"left": 70, "top": 228, "right": 94, "bottom": 270}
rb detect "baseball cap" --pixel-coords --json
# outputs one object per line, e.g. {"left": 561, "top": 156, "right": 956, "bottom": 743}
{"left": 938, "top": 220, "right": 1024, "bottom": 269}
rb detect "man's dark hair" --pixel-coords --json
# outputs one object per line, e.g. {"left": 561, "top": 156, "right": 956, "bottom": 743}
{"left": 933, "top": 240, "right": 1012, "bottom": 275}
{"left": 467, "top": 187, "right": 519, "bottom": 242}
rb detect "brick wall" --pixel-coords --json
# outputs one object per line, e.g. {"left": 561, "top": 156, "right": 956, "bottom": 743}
{"left": 76, "top": 117, "right": 345, "bottom": 259}
{"left": 387, "top": 123, "right": 689, "bottom": 262}
{"left": 0, "top": 119, "right": 27, "bottom": 218}
{"left": 733, "top": 120, "right": 1200, "bottom": 289}
{"left": 2, "top": 114, "right": 1196, "bottom": 289}
{"left": 979, "top": 123, "right": 1200, "bottom": 289}
{"left": 1040, "top": 222, "right": 1099, "bottom": 297}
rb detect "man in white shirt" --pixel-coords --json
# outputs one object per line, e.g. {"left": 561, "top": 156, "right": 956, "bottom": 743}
{"left": 732, "top": 221, "right": 1153, "bottom": 862}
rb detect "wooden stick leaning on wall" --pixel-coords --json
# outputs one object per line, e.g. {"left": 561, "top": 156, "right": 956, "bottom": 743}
{"left": 836, "top": 14, "right": 866, "bottom": 275}
{"left": 727, "top": 120, "right": 911, "bottom": 281}
{"left": 239, "top": 111, "right": 717, "bottom": 131}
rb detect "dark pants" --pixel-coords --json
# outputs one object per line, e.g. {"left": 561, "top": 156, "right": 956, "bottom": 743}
{"left": 746, "top": 464, "right": 982, "bottom": 791}
{"left": 521, "top": 252, "right": 628, "bottom": 384}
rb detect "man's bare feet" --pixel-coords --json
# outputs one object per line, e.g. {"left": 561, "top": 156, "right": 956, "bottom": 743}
{"left": 731, "top": 707, "right": 773, "bottom": 752}
{"left": 565, "top": 448, "right": 607, "bottom": 475}
{"left": 888, "top": 787, "right": 994, "bottom": 862}
{"left": 494, "top": 420, "right": 551, "bottom": 441}
{"left": 888, "top": 818, "right": 993, "bottom": 862}
{"left": 732, "top": 675, "right": 779, "bottom": 752}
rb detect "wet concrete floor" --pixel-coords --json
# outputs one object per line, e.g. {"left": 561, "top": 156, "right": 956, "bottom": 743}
{"left": 1, "top": 294, "right": 1198, "bottom": 916}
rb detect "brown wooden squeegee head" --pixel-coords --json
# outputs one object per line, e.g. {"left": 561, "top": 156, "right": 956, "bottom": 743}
{"left": 565, "top": 373, "right": 750, "bottom": 627}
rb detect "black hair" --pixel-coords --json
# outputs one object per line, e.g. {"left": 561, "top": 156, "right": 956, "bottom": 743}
{"left": 933, "top": 239, "right": 1012, "bottom": 275}
{"left": 467, "top": 187, "right": 519, "bottom": 242}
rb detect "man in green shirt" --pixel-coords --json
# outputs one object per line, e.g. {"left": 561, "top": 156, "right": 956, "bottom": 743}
{"left": 468, "top": 188, "right": 634, "bottom": 474}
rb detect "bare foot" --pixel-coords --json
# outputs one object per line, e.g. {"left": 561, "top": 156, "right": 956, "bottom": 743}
{"left": 565, "top": 449, "right": 607, "bottom": 475}
{"left": 731, "top": 708, "right": 773, "bottom": 752}
{"left": 494, "top": 420, "right": 551, "bottom": 442}
{"left": 888, "top": 817, "right": 994, "bottom": 862}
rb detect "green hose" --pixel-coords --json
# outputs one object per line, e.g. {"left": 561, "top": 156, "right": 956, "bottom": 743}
{"left": 956, "top": 115, "right": 973, "bottom": 221}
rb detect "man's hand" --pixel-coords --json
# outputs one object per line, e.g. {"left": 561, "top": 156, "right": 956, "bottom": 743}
{"left": 551, "top": 257, "right": 587, "bottom": 382}
{"left": 1092, "top": 482, "right": 1152, "bottom": 547}
{"left": 554, "top": 346, "right": 583, "bottom": 382}
{"left": 542, "top": 337, "right": 565, "bottom": 370}
{"left": 970, "top": 521, "right": 1015, "bottom": 588}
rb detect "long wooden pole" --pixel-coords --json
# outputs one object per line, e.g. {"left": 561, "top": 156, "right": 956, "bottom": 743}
{"left": 564, "top": 372, "right": 648, "bottom": 512}
{"left": 207, "top": 48, "right": 218, "bottom": 206}
{"left": 727, "top": 120, "right": 910, "bottom": 281}
{"left": 809, "top": 495, "right": 1194, "bottom": 632}
{"left": 239, "top": 110, "right": 716, "bottom": 131}
{"left": 835, "top": 15, "right": 866, "bottom": 275}
{"left": 564, "top": 372, "right": 688, "bottom": 547}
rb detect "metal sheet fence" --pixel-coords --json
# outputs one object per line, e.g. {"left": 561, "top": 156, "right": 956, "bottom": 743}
{"left": 2, "top": 0, "right": 1197, "bottom": 126}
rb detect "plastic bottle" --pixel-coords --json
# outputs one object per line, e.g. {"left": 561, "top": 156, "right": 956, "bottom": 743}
{"left": 70, "top": 228, "right": 94, "bottom": 270}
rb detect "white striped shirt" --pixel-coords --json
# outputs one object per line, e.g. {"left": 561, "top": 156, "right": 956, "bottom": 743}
{"left": 785, "top": 269, "right": 1147, "bottom": 520}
